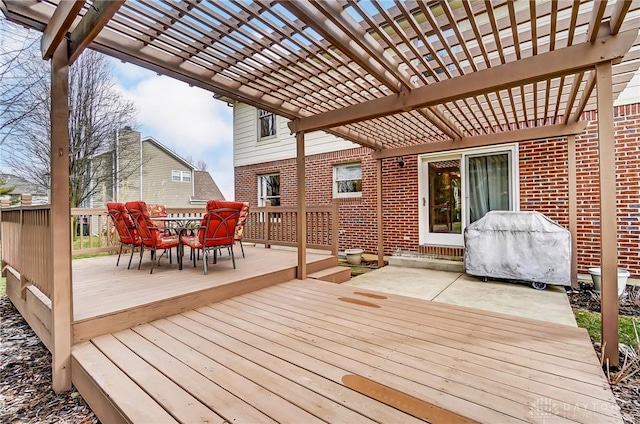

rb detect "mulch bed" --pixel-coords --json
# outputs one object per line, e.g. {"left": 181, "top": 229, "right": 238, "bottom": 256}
{"left": 567, "top": 282, "right": 640, "bottom": 424}
{"left": 1, "top": 281, "right": 638, "bottom": 423}
{"left": 0, "top": 297, "right": 98, "bottom": 424}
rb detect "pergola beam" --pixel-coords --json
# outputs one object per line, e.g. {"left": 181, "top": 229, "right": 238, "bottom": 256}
{"left": 370, "top": 122, "right": 588, "bottom": 160}
{"left": 40, "top": 0, "right": 85, "bottom": 60}
{"left": 68, "top": 0, "right": 124, "bottom": 64}
{"left": 289, "top": 30, "right": 636, "bottom": 134}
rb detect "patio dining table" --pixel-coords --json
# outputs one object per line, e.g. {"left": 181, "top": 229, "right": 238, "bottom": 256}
{"left": 150, "top": 216, "right": 203, "bottom": 270}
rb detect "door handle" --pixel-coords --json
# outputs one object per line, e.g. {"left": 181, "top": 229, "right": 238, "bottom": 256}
{"left": 422, "top": 197, "right": 426, "bottom": 207}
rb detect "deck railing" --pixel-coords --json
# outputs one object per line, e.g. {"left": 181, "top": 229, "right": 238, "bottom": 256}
{"left": 70, "top": 207, "right": 206, "bottom": 255}
{"left": 1, "top": 205, "right": 53, "bottom": 299}
{"left": 5, "top": 202, "right": 338, "bottom": 262}
{"left": 244, "top": 203, "right": 339, "bottom": 255}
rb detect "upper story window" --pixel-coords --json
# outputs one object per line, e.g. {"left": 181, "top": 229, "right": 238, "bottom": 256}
{"left": 333, "top": 163, "right": 362, "bottom": 198}
{"left": 172, "top": 170, "right": 191, "bottom": 182}
{"left": 258, "top": 173, "right": 280, "bottom": 206}
{"left": 258, "top": 109, "right": 276, "bottom": 140}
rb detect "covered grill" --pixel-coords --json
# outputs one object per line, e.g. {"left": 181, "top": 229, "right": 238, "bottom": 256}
{"left": 464, "top": 211, "right": 571, "bottom": 289}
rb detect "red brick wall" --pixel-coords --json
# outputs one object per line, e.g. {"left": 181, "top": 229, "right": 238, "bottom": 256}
{"left": 235, "top": 104, "right": 640, "bottom": 276}
{"left": 573, "top": 104, "right": 640, "bottom": 276}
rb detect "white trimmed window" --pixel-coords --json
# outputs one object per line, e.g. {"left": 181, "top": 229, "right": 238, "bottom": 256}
{"left": 333, "top": 163, "right": 362, "bottom": 198}
{"left": 258, "top": 109, "right": 276, "bottom": 140}
{"left": 172, "top": 170, "right": 191, "bottom": 182}
{"left": 258, "top": 173, "right": 280, "bottom": 206}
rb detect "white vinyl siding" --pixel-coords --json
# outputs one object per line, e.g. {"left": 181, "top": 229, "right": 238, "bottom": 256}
{"left": 233, "top": 102, "right": 360, "bottom": 167}
{"left": 140, "top": 142, "right": 193, "bottom": 207}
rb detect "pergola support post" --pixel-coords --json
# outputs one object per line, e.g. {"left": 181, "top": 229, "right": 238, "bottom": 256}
{"left": 376, "top": 159, "right": 384, "bottom": 267}
{"left": 296, "top": 131, "right": 307, "bottom": 279}
{"left": 50, "top": 42, "right": 73, "bottom": 392}
{"left": 568, "top": 135, "right": 578, "bottom": 289}
{"left": 596, "top": 61, "right": 619, "bottom": 368}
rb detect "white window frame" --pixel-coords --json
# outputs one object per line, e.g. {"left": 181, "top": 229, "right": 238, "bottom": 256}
{"left": 418, "top": 144, "right": 519, "bottom": 247}
{"left": 333, "top": 162, "right": 362, "bottom": 198}
{"left": 258, "top": 109, "right": 277, "bottom": 141}
{"left": 258, "top": 173, "right": 280, "bottom": 206}
{"left": 172, "top": 170, "right": 191, "bottom": 183}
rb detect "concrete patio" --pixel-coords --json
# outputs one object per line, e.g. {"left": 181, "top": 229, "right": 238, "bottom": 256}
{"left": 345, "top": 266, "right": 577, "bottom": 327}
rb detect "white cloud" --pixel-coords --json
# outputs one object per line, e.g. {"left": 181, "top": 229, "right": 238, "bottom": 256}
{"left": 112, "top": 60, "right": 235, "bottom": 200}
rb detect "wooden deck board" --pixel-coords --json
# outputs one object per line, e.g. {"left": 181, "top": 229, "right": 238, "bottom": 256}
{"left": 235, "top": 289, "right": 619, "bottom": 423}
{"left": 272, "top": 284, "right": 594, "bottom": 365}
{"left": 247, "top": 285, "right": 615, "bottom": 400}
{"left": 158, "top": 315, "right": 424, "bottom": 424}
{"left": 270, "top": 283, "right": 601, "bottom": 369}
{"left": 71, "top": 247, "right": 335, "bottom": 342}
{"left": 70, "top": 252, "right": 621, "bottom": 424}
{"left": 72, "top": 247, "right": 332, "bottom": 321}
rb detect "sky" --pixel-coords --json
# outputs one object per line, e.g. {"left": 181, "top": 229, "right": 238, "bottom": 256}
{"left": 109, "top": 59, "right": 235, "bottom": 200}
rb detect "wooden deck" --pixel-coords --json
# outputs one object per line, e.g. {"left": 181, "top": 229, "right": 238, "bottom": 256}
{"left": 71, "top": 276, "right": 622, "bottom": 423}
{"left": 71, "top": 246, "right": 336, "bottom": 343}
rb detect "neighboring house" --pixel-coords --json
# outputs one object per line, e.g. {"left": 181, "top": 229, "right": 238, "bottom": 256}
{"left": 0, "top": 173, "right": 49, "bottom": 204}
{"left": 233, "top": 91, "right": 640, "bottom": 277}
{"left": 191, "top": 170, "right": 225, "bottom": 205}
{"left": 90, "top": 128, "right": 223, "bottom": 208}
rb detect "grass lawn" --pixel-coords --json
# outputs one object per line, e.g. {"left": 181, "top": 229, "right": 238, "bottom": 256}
{"left": 575, "top": 309, "right": 639, "bottom": 349}
{"left": 0, "top": 277, "right": 5, "bottom": 297}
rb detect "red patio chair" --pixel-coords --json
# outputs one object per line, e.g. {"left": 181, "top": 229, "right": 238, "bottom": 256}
{"left": 125, "top": 200, "right": 179, "bottom": 274}
{"left": 182, "top": 201, "right": 244, "bottom": 274}
{"left": 106, "top": 201, "right": 142, "bottom": 269}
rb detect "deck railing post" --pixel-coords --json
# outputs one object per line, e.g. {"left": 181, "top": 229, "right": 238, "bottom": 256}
{"left": 0, "top": 197, "right": 9, "bottom": 277}
{"left": 331, "top": 200, "right": 339, "bottom": 256}
{"left": 265, "top": 200, "right": 272, "bottom": 248}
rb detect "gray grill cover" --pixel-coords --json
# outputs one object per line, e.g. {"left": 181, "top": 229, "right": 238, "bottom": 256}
{"left": 464, "top": 211, "right": 571, "bottom": 286}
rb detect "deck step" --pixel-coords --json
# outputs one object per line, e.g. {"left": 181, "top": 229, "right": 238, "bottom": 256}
{"left": 308, "top": 266, "right": 351, "bottom": 284}
{"left": 306, "top": 255, "right": 338, "bottom": 274}
{"left": 72, "top": 342, "right": 178, "bottom": 424}
{"left": 388, "top": 256, "right": 463, "bottom": 272}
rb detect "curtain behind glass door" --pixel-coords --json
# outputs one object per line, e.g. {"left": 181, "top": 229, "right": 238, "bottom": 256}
{"left": 468, "top": 153, "right": 510, "bottom": 223}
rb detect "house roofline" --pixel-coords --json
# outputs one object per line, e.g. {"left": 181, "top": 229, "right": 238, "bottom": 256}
{"left": 141, "top": 136, "right": 196, "bottom": 170}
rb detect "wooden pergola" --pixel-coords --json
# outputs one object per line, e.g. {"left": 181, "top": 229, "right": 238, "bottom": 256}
{"left": 2, "top": 0, "right": 639, "bottom": 391}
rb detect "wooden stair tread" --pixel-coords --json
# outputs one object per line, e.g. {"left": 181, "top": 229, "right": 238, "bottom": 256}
{"left": 308, "top": 266, "right": 351, "bottom": 283}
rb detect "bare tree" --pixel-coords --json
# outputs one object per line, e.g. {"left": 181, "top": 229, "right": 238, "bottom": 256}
{"left": 195, "top": 160, "right": 209, "bottom": 171}
{"left": 2, "top": 23, "right": 139, "bottom": 207}
{"left": 0, "top": 16, "right": 48, "bottom": 146}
